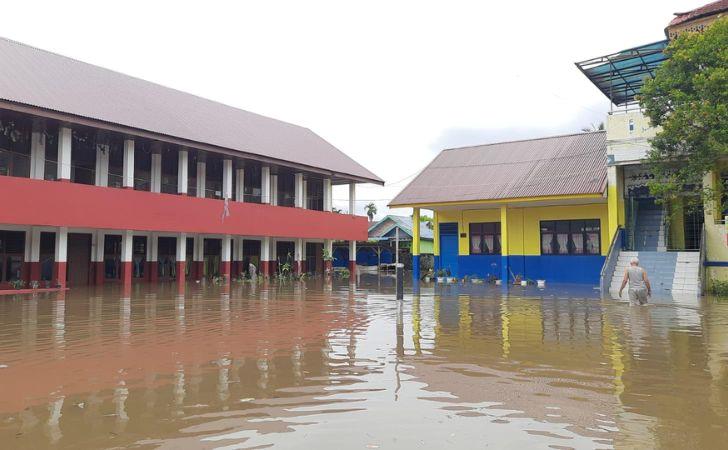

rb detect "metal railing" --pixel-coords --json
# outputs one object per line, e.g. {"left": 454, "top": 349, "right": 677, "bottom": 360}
{"left": 600, "top": 226, "right": 624, "bottom": 297}
{"left": 698, "top": 224, "right": 706, "bottom": 296}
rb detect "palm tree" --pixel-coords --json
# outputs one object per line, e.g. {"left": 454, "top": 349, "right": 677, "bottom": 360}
{"left": 581, "top": 122, "right": 605, "bottom": 132}
{"left": 365, "top": 202, "right": 378, "bottom": 222}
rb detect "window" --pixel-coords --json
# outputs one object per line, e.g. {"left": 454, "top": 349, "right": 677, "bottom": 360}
{"left": 540, "top": 220, "right": 600, "bottom": 255}
{"left": 628, "top": 119, "right": 635, "bottom": 133}
{"left": 469, "top": 222, "right": 501, "bottom": 255}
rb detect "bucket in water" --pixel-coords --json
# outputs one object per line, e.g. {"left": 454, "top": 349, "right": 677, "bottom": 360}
{"left": 537, "top": 280, "right": 546, "bottom": 288}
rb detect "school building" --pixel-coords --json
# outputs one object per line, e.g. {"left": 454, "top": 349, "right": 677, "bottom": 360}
{"left": 0, "top": 37, "right": 381, "bottom": 291}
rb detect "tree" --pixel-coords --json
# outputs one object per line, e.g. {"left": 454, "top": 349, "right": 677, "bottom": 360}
{"left": 365, "top": 202, "right": 378, "bottom": 222}
{"left": 419, "top": 215, "right": 434, "bottom": 230}
{"left": 639, "top": 17, "right": 728, "bottom": 206}
{"left": 580, "top": 122, "right": 605, "bottom": 132}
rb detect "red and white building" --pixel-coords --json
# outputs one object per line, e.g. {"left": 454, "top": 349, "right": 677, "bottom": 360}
{"left": 0, "top": 37, "right": 381, "bottom": 290}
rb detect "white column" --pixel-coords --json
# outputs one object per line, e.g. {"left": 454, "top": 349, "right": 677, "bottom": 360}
{"left": 178, "top": 149, "right": 188, "bottom": 195}
{"left": 348, "top": 183, "right": 356, "bottom": 215}
{"left": 123, "top": 139, "right": 135, "bottom": 188}
{"left": 193, "top": 235, "right": 203, "bottom": 262}
{"left": 176, "top": 233, "right": 187, "bottom": 262}
{"left": 349, "top": 241, "right": 356, "bottom": 264}
{"left": 270, "top": 174, "right": 278, "bottom": 206}
{"left": 29, "top": 121, "right": 46, "bottom": 180}
{"left": 196, "top": 160, "right": 206, "bottom": 198}
{"left": 237, "top": 238, "right": 245, "bottom": 261}
{"left": 150, "top": 151, "right": 162, "bottom": 193}
{"left": 323, "top": 178, "right": 332, "bottom": 212}
{"left": 302, "top": 179, "right": 308, "bottom": 209}
{"left": 223, "top": 159, "right": 233, "bottom": 200}
{"left": 232, "top": 237, "right": 240, "bottom": 262}
{"left": 261, "top": 166, "right": 271, "bottom": 204}
{"left": 294, "top": 173, "right": 304, "bottom": 208}
{"left": 324, "top": 239, "right": 333, "bottom": 258}
{"left": 57, "top": 126, "right": 72, "bottom": 181}
{"left": 261, "top": 236, "right": 271, "bottom": 261}
{"left": 147, "top": 233, "right": 158, "bottom": 263}
{"left": 93, "top": 230, "right": 105, "bottom": 263}
{"left": 121, "top": 230, "right": 133, "bottom": 263}
{"left": 95, "top": 144, "right": 110, "bottom": 187}
{"left": 29, "top": 227, "right": 41, "bottom": 263}
{"left": 235, "top": 167, "right": 245, "bottom": 202}
{"left": 55, "top": 227, "right": 68, "bottom": 263}
{"left": 222, "top": 235, "right": 232, "bottom": 262}
{"left": 295, "top": 238, "right": 304, "bottom": 262}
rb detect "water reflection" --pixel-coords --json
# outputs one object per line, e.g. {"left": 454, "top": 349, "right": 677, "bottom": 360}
{"left": 0, "top": 278, "right": 726, "bottom": 448}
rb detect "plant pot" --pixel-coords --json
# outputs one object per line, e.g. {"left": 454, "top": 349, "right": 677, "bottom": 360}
{"left": 520, "top": 280, "right": 528, "bottom": 287}
{"left": 423, "top": 277, "right": 431, "bottom": 282}
{"left": 472, "top": 279, "right": 484, "bottom": 284}
{"left": 537, "top": 280, "right": 546, "bottom": 288}
{"left": 495, "top": 279, "right": 502, "bottom": 286}
{"left": 446, "top": 277, "right": 457, "bottom": 283}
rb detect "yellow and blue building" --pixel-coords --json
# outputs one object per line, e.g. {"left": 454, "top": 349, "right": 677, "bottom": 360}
{"left": 391, "top": 132, "right": 611, "bottom": 284}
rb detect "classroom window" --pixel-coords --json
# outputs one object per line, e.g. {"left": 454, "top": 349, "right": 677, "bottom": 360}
{"left": 540, "top": 220, "right": 600, "bottom": 255}
{"left": 469, "top": 222, "right": 501, "bottom": 255}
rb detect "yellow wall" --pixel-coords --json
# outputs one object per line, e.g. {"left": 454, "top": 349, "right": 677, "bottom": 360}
{"left": 434, "top": 203, "right": 609, "bottom": 256}
{"left": 703, "top": 170, "right": 728, "bottom": 284}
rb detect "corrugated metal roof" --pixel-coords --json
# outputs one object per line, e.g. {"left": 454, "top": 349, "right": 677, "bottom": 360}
{"left": 667, "top": 0, "right": 728, "bottom": 27}
{"left": 368, "top": 215, "right": 434, "bottom": 240}
{"left": 0, "top": 37, "right": 382, "bottom": 184}
{"left": 389, "top": 131, "right": 607, "bottom": 207}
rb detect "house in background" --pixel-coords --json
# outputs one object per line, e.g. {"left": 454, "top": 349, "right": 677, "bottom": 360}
{"left": 333, "top": 215, "right": 434, "bottom": 270}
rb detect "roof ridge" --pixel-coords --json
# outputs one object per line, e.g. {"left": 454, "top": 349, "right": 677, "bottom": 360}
{"left": 0, "top": 35, "right": 311, "bottom": 133}
{"left": 441, "top": 130, "right": 606, "bottom": 152}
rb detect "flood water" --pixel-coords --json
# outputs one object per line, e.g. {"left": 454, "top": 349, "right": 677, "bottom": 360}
{"left": 0, "top": 276, "right": 727, "bottom": 449}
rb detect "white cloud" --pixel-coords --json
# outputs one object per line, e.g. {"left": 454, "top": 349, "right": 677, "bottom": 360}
{"left": 2, "top": 0, "right": 705, "bottom": 219}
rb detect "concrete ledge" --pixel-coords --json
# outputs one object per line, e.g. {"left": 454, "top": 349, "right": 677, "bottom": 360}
{"left": 0, "top": 287, "right": 69, "bottom": 297}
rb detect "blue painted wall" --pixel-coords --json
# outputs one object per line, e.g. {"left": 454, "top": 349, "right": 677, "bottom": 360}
{"left": 443, "top": 254, "right": 604, "bottom": 284}
{"left": 457, "top": 255, "right": 501, "bottom": 279}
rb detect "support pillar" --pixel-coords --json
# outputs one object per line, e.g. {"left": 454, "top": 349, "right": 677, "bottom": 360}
{"left": 150, "top": 149, "right": 162, "bottom": 193}
{"left": 270, "top": 174, "right": 278, "bottom": 206}
{"left": 147, "top": 233, "right": 159, "bottom": 283}
{"left": 57, "top": 126, "right": 72, "bottom": 182}
{"left": 235, "top": 167, "right": 245, "bottom": 202}
{"left": 294, "top": 238, "right": 304, "bottom": 275}
{"left": 294, "top": 173, "right": 304, "bottom": 208}
{"left": 607, "top": 165, "right": 624, "bottom": 241}
{"left": 54, "top": 227, "right": 68, "bottom": 288}
{"left": 196, "top": 159, "right": 206, "bottom": 198}
{"left": 176, "top": 232, "right": 187, "bottom": 289}
{"left": 27, "top": 227, "right": 42, "bottom": 283}
{"left": 120, "top": 230, "right": 133, "bottom": 291}
{"left": 348, "top": 240, "right": 357, "bottom": 273}
{"left": 261, "top": 166, "right": 271, "bottom": 204}
{"left": 261, "top": 236, "right": 271, "bottom": 278}
{"left": 221, "top": 235, "right": 232, "bottom": 282}
{"left": 412, "top": 207, "right": 421, "bottom": 281}
{"left": 324, "top": 239, "right": 333, "bottom": 275}
{"left": 193, "top": 235, "right": 204, "bottom": 280}
{"left": 433, "top": 211, "right": 440, "bottom": 272}
{"left": 95, "top": 143, "right": 110, "bottom": 187}
{"left": 29, "top": 120, "right": 46, "bottom": 180}
{"left": 323, "top": 178, "right": 332, "bottom": 212}
{"left": 302, "top": 179, "right": 308, "bottom": 210}
{"left": 123, "top": 139, "right": 134, "bottom": 189}
{"left": 93, "top": 230, "right": 105, "bottom": 285}
{"left": 500, "top": 206, "right": 509, "bottom": 286}
{"left": 223, "top": 159, "right": 233, "bottom": 200}
{"left": 349, "top": 183, "right": 356, "bottom": 215}
{"left": 178, "top": 149, "right": 188, "bottom": 195}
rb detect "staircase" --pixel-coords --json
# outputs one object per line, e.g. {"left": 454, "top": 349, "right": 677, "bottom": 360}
{"left": 604, "top": 200, "right": 700, "bottom": 299}
{"left": 633, "top": 200, "right": 666, "bottom": 251}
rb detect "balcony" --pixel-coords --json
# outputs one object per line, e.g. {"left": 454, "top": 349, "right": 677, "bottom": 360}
{"left": 0, "top": 176, "right": 367, "bottom": 241}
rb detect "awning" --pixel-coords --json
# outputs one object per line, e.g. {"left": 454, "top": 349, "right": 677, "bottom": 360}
{"left": 575, "top": 40, "right": 669, "bottom": 106}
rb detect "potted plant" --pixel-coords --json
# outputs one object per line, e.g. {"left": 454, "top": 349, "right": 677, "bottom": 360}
{"left": 422, "top": 269, "right": 434, "bottom": 283}
{"left": 435, "top": 269, "right": 447, "bottom": 283}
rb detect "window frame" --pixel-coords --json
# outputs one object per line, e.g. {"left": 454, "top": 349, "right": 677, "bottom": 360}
{"left": 540, "top": 219, "right": 601, "bottom": 256}
{"left": 468, "top": 222, "right": 501, "bottom": 255}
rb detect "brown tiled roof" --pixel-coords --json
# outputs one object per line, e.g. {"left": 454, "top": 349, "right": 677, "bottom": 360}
{"left": 389, "top": 131, "right": 607, "bottom": 207}
{"left": 0, "top": 37, "right": 382, "bottom": 184}
{"left": 667, "top": 0, "right": 728, "bottom": 27}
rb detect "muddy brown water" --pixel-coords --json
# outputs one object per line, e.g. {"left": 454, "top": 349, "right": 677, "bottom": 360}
{"left": 0, "top": 276, "right": 727, "bottom": 449}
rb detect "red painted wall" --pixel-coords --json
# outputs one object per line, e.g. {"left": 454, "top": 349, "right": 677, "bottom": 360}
{"left": 0, "top": 177, "right": 368, "bottom": 241}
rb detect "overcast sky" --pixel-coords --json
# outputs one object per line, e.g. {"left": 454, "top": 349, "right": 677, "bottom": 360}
{"left": 2, "top": 0, "right": 707, "bottom": 218}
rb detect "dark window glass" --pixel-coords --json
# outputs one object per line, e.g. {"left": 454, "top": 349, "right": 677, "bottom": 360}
{"left": 469, "top": 222, "right": 501, "bottom": 255}
{"left": 540, "top": 219, "right": 600, "bottom": 256}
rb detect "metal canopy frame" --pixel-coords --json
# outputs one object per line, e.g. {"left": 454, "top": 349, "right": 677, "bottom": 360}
{"left": 575, "top": 40, "right": 669, "bottom": 107}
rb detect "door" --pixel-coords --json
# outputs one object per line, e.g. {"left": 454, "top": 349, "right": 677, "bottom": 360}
{"left": 439, "top": 223, "right": 459, "bottom": 277}
{"left": 67, "top": 233, "right": 91, "bottom": 286}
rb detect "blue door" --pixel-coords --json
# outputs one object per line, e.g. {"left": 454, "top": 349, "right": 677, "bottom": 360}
{"left": 439, "top": 222, "right": 459, "bottom": 277}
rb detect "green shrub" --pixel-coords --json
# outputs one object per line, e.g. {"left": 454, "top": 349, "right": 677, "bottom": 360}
{"left": 711, "top": 279, "right": 728, "bottom": 297}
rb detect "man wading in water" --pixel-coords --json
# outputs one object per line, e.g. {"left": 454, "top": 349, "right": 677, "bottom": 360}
{"left": 619, "top": 257, "right": 652, "bottom": 305}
